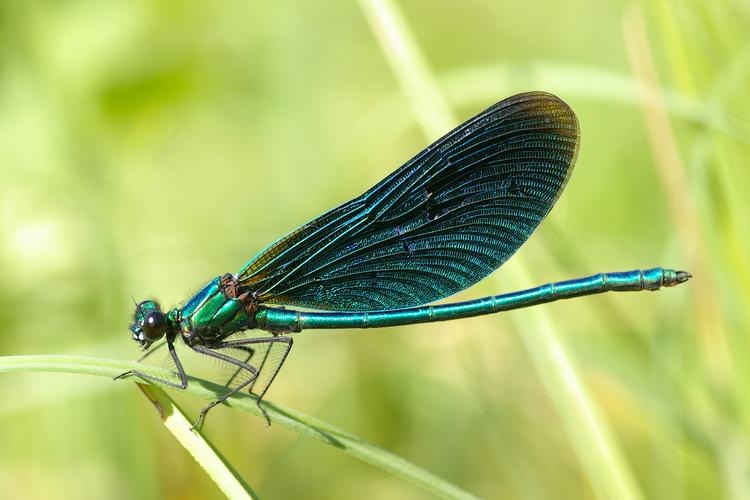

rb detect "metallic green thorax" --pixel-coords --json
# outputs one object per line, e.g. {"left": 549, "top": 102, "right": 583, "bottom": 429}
{"left": 176, "top": 275, "right": 254, "bottom": 344}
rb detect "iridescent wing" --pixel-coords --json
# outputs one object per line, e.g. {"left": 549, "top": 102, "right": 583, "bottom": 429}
{"left": 237, "top": 92, "right": 579, "bottom": 311}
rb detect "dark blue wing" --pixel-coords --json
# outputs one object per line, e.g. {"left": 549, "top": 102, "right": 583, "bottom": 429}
{"left": 237, "top": 92, "right": 579, "bottom": 311}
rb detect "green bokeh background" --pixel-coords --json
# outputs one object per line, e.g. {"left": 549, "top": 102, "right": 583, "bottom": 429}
{"left": 1, "top": 1, "right": 748, "bottom": 498}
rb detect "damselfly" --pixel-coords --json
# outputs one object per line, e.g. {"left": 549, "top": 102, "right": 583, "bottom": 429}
{"left": 116, "top": 92, "right": 690, "bottom": 428}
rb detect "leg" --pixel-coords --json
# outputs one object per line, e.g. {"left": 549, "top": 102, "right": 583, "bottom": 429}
{"left": 191, "top": 345, "right": 260, "bottom": 429}
{"left": 216, "top": 336, "right": 293, "bottom": 407}
{"left": 114, "top": 340, "right": 188, "bottom": 390}
{"left": 193, "top": 336, "right": 293, "bottom": 427}
{"left": 223, "top": 345, "right": 255, "bottom": 389}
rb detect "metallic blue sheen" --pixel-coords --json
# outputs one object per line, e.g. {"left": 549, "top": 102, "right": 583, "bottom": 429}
{"left": 254, "top": 268, "right": 688, "bottom": 332}
{"left": 181, "top": 278, "right": 221, "bottom": 318}
{"left": 235, "top": 92, "right": 580, "bottom": 312}
{"left": 124, "top": 92, "right": 692, "bottom": 425}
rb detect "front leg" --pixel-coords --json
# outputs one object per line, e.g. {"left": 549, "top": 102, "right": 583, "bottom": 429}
{"left": 114, "top": 339, "right": 188, "bottom": 390}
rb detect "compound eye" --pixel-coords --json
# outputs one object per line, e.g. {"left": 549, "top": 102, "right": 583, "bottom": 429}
{"left": 142, "top": 311, "right": 167, "bottom": 341}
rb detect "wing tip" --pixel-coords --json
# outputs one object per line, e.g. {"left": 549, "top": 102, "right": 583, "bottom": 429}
{"left": 493, "top": 91, "right": 581, "bottom": 214}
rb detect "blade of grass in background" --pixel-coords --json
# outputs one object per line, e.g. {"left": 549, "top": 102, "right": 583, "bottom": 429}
{"left": 439, "top": 62, "right": 739, "bottom": 137}
{"left": 358, "top": 0, "right": 455, "bottom": 138}
{"left": 624, "top": 7, "right": 728, "bottom": 380}
{"left": 627, "top": 3, "right": 750, "bottom": 500}
{"left": 358, "top": 1, "right": 645, "bottom": 499}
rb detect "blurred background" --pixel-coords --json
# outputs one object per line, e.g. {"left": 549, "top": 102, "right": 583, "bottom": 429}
{"left": 1, "top": 0, "right": 748, "bottom": 498}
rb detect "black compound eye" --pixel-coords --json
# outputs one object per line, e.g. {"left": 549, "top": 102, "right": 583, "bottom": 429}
{"left": 142, "top": 311, "right": 167, "bottom": 341}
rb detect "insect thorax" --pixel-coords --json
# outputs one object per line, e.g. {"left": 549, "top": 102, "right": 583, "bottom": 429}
{"left": 178, "top": 275, "right": 256, "bottom": 343}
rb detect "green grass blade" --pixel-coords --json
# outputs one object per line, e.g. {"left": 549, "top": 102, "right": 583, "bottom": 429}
{"left": 504, "top": 266, "right": 645, "bottom": 500}
{"left": 136, "top": 384, "right": 256, "bottom": 500}
{"left": 439, "top": 62, "right": 738, "bottom": 137}
{"left": 0, "top": 355, "right": 478, "bottom": 500}
{"left": 358, "top": 0, "right": 456, "bottom": 136}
